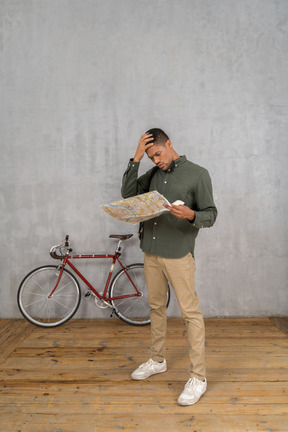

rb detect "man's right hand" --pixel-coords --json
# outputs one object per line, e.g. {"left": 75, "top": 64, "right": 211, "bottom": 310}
{"left": 133, "top": 133, "right": 154, "bottom": 162}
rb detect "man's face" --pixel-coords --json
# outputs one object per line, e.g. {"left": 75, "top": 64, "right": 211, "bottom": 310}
{"left": 146, "top": 141, "right": 174, "bottom": 171}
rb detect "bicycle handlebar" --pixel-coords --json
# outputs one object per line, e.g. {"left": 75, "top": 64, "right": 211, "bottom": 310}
{"left": 50, "top": 235, "right": 73, "bottom": 259}
{"left": 49, "top": 245, "right": 65, "bottom": 259}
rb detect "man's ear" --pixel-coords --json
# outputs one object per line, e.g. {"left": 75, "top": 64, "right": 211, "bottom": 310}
{"left": 166, "top": 139, "right": 172, "bottom": 148}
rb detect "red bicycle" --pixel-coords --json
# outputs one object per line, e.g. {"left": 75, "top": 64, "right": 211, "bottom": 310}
{"left": 17, "top": 234, "right": 171, "bottom": 328}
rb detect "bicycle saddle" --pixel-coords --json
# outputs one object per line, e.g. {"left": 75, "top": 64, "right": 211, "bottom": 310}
{"left": 109, "top": 234, "right": 133, "bottom": 240}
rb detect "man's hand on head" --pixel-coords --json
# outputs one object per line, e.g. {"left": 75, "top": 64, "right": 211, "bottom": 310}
{"left": 133, "top": 133, "right": 154, "bottom": 162}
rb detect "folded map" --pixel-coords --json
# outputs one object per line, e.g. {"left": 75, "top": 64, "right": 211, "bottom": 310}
{"left": 100, "top": 190, "right": 171, "bottom": 224}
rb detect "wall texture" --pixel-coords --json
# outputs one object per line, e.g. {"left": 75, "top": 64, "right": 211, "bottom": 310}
{"left": 1, "top": 0, "right": 287, "bottom": 319}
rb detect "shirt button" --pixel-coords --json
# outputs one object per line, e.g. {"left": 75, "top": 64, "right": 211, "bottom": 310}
{"left": 154, "top": 222, "right": 157, "bottom": 225}
{"left": 164, "top": 181, "right": 167, "bottom": 184}
{"left": 153, "top": 237, "right": 156, "bottom": 240}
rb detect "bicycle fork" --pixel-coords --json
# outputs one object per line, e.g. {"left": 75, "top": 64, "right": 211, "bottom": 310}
{"left": 47, "top": 263, "right": 66, "bottom": 298}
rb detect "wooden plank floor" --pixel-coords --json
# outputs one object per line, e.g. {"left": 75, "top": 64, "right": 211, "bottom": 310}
{"left": 0, "top": 318, "right": 287, "bottom": 432}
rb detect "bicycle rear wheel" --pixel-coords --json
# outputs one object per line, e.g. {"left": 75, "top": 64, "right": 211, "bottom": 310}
{"left": 17, "top": 265, "right": 81, "bottom": 328}
{"left": 109, "top": 263, "right": 170, "bottom": 326}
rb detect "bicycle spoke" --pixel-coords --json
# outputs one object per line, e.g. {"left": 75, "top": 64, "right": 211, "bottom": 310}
{"left": 115, "top": 299, "right": 138, "bottom": 315}
{"left": 52, "top": 280, "right": 74, "bottom": 293}
{"left": 50, "top": 296, "right": 72, "bottom": 311}
{"left": 25, "top": 291, "right": 47, "bottom": 298}
{"left": 23, "top": 297, "right": 48, "bottom": 308}
{"left": 53, "top": 291, "right": 77, "bottom": 298}
{"left": 34, "top": 279, "right": 49, "bottom": 293}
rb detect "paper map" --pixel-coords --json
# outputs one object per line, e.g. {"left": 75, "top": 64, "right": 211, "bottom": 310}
{"left": 100, "top": 190, "right": 170, "bottom": 224}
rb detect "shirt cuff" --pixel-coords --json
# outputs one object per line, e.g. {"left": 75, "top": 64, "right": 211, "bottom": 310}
{"left": 128, "top": 158, "right": 140, "bottom": 168}
{"left": 190, "top": 212, "right": 206, "bottom": 229}
{"left": 190, "top": 212, "right": 198, "bottom": 227}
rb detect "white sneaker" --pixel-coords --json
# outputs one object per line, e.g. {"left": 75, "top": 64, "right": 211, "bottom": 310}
{"left": 177, "top": 377, "right": 207, "bottom": 406}
{"left": 131, "top": 358, "right": 167, "bottom": 380}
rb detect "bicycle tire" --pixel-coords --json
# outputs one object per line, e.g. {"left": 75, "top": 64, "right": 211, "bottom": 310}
{"left": 17, "top": 265, "right": 81, "bottom": 328}
{"left": 109, "top": 263, "right": 170, "bottom": 326}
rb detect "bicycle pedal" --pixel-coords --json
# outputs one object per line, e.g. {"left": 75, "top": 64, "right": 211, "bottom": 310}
{"left": 84, "top": 290, "right": 91, "bottom": 297}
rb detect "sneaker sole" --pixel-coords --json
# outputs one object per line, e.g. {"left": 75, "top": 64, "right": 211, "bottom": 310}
{"left": 177, "top": 398, "right": 200, "bottom": 406}
{"left": 177, "top": 390, "right": 206, "bottom": 406}
{"left": 131, "top": 367, "right": 167, "bottom": 381}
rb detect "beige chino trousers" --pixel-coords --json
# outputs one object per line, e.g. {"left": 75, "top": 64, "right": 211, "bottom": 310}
{"left": 144, "top": 252, "right": 206, "bottom": 380}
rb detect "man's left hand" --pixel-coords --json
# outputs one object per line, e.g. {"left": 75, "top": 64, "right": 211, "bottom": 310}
{"left": 164, "top": 204, "right": 195, "bottom": 221}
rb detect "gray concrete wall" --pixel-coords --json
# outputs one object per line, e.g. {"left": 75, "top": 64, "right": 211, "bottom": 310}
{"left": 1, "top": 0, "right": 287, "bottom": 319}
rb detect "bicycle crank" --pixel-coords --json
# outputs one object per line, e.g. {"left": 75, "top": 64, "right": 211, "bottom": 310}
{"left": 95, "top": 293, "right": 112, "bottom": 309}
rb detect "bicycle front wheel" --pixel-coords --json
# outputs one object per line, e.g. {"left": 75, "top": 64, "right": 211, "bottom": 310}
{"left": 17, "top": 265, "right": 81, "bottom": 328}
{"left": 109, "top": 263, "right": 170, "bottom": 326}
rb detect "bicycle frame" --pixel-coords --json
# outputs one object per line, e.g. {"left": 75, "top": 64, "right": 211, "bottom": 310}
{"left": 49, "top": 243, "right": 142, "bottom": 303}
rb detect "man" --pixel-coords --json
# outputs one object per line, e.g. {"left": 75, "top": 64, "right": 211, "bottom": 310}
{"left": 121, "top": 128, "right": 217, "bottom": 406}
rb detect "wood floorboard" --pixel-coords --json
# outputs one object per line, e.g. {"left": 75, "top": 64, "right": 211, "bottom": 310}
{"left": 270, "top": 317, "right": 288, "bottom": 336}
{"left": 0, "top": 317, "right": 287, "bottom": 432}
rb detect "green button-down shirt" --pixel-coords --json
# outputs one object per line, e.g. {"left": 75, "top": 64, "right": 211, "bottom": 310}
{"left": 121, "top": 155, "right": 217, "bottom": 258}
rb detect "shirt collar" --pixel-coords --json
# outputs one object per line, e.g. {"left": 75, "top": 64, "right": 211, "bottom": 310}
{"left": 167, "top": 155, "right": 187, "bottom": 171}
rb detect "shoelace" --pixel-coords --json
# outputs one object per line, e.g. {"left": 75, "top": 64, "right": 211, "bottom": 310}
{"left": 186, "top": 377, "right": 197, "bottom": 388}
{"left": 140, "top": 359, "right": 154, "bottom": 369}
{"left": 186, "top": 377, "right": 205, "bottom": 389}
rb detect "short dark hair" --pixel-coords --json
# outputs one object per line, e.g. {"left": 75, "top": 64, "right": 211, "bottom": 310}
{"left": 145, "top": 128, "right": 170, "bottom": 146}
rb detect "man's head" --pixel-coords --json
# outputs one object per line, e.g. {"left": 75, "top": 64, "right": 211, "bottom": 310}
{"left": 145, "top": 128, "right": 179, "bottom": 171}
{"left": 145, "top": 128, "right": 170, "bottom": 146}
